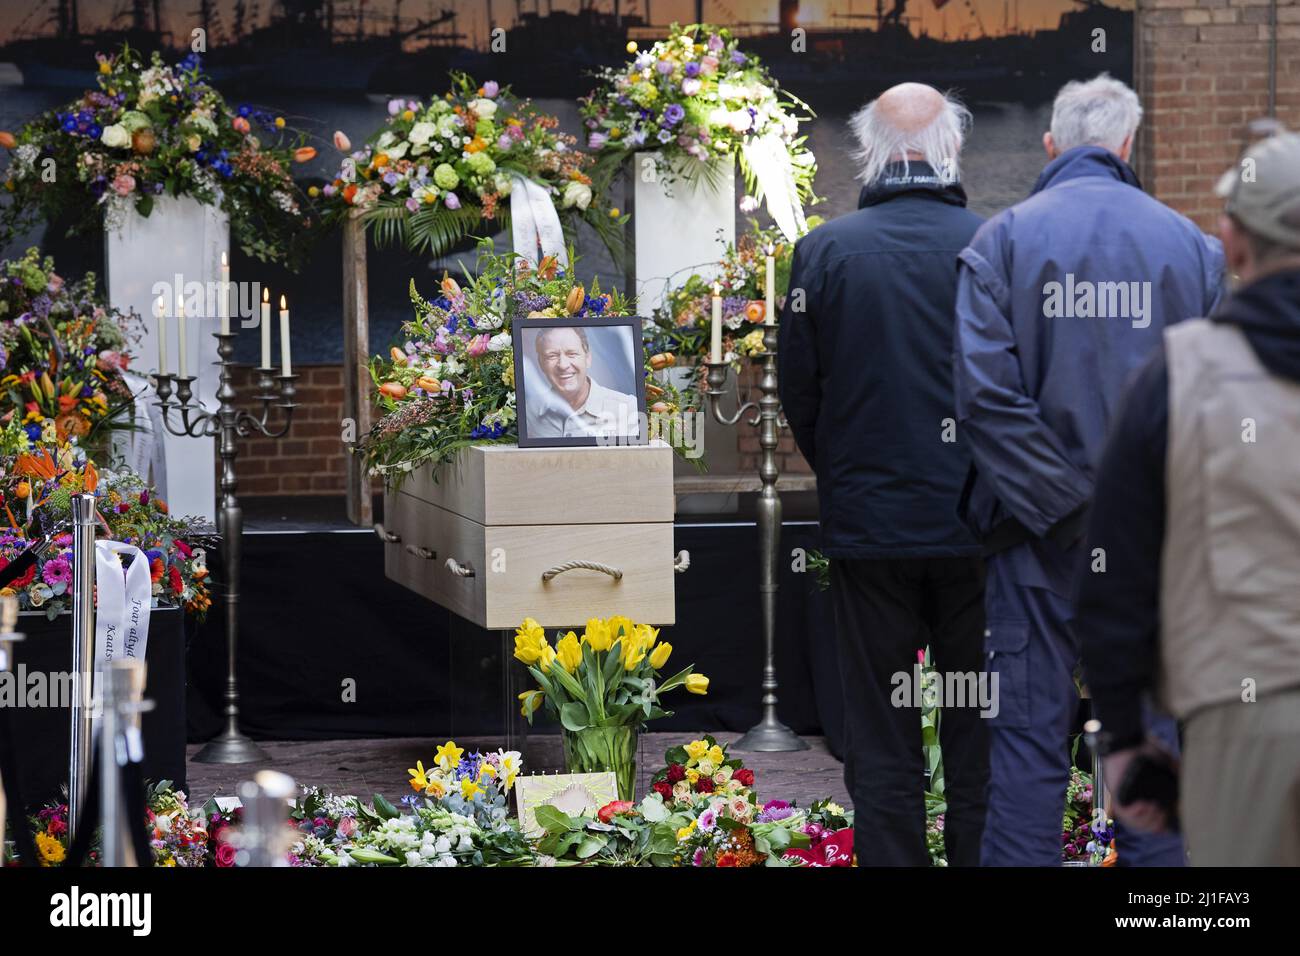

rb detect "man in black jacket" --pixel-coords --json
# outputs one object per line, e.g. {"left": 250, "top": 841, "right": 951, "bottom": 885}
{"left": 779, "top": 83, "right": 988, "bottom": 865}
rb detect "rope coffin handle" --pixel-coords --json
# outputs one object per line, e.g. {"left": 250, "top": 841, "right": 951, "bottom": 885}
{"left": 446, "top": 557, "right": 476, "bottom": 578}
{"left": 541, "top": 560, "right": 624, "bottom": 583}
{"left": 405, "top": 544, "right": 436, "bottom": 559}
{"left": 374, "top": 523, "right": 401, "bottom": 543}
{"left": 673, "top": 550, "right": 691, "bottom": 573}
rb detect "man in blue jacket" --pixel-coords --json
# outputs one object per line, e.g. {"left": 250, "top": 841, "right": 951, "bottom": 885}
{"left": 780, "top": 83, "right": 988, "bottom": 866}
{"left": 953, "top": 74, "right": 1225, "bottom": 866}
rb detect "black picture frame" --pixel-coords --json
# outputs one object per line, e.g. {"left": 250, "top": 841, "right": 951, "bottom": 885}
{"left": 512, "top": 316, "right": 648, "bottom": 449}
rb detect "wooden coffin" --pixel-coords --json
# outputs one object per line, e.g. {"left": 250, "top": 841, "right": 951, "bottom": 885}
{"left": 380, "top": 443, "right": 678, "bottom": 629}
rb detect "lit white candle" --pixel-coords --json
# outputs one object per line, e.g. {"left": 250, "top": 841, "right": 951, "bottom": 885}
{"left": 177, "top": 292, "right": 188, "bottom": 378}
{"left": 219, "top": 251, "right": 230, "bottom": 335}
{"left": 710, "top": 282, "right": 723, "bottom": 364}
{"left": 261, "top": 288, "right": 272, "bottom": 369}
{"left": 765, "top": 247, "right": 776, "bottom": 326}
{"left": 279, "top": 295, "right": 292, "bottom": 376}
{"left": 156, "top": 295, "right": 168, "bottom": 374}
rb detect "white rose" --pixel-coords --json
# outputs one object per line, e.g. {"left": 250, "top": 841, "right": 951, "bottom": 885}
{"left": 101, "top": 124, "right": 130, "bottom": 149}
{"left": 562, "top": 181, "right": 592, "bottom": 211}
{"left": 408, "top": 122, "right": 436, "bottom": 146}
{"left": 378, "top": 131, "right": 396, "bottom": 148}
{"left": 469, "top": 98, "right": 498, "bottom": 119}
{"left": 493, "top": 173, "right": 513, "bottom": 196}
{"left": 487, "top": 332, "right": 512, "bottom": 352}
{"left": 727, "top": 111, "right": 753, "bottom": 134}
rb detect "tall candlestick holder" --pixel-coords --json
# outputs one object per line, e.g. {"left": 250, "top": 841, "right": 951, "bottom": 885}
{"left": 154, "top": 332, "right": 297, "bottom": 763}
{"left": 703, "top": 322, "right": 807, "bottom": 752}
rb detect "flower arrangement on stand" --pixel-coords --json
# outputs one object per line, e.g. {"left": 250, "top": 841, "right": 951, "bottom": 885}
{"left": 0, "top": 46, "right": 316, "bottom": 266}
{"left": 0, "top": 426, "right": 213, "bottom": 618}
{"left": 513, "top": 615, "right": 708, "bottom": 802}
{"left": 322, "top": 73, "right": 625, "bottom": 259}
{"left": 363, "top": 243, "right": 696, "bottom": 478}
{"left": 147, "top": 780, "right": 209, "bottom": 867}
{"left": 0, "top": 249, "right": 139, "bottom": 451}
{"left": 581, "top": 23, "right": 817, "bottom": 231}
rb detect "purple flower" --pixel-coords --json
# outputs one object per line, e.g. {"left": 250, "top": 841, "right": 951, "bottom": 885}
{"left": 662, "top": 104, "right": 685, "bottom": 127}
{"left": 498, "top": 134, "right": 513, "bottom": 151}
{"left": 444, "top": 192, "right": 460, "bottom": 210}
{"left": 482, "top": 81, "right": 500, "bottom": 98}
{"left": 692, "top": 847, "right": 706, "bottom": 867}
{"left": 730, "top": 50, "right": 747, "bottom": 65}
{"left": 655, "top": 59, "right": 674, "bottom": 75}
{"left": 699, "top": 807, "right": 718, "bottom": 832}
{"left": 588, "top": 132, "right": 608, "bottom": 150}
{"left": 707, "top": 34, "right": 724, "bottom": 52}
{"left": 387, "top": 98, "right": 404, "bottom": 116}
{"left": 405, "top": 198, "right": 420, "bottom": 212}
{"left": 684, "top": 62, "right": 701, "bottom": 78}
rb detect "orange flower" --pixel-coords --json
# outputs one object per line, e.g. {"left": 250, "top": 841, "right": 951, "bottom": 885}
{"left": 744, "top": 300, "right": 766, "bottom": 324}
{"left": 293, "top": 146, "right": 317, "bottom": 163}
{"left": 57, "top": 395, "right": 78, "bottom": 412}
{"left": 342, "top": 183, "right": 358, "bottom": 204}
{"left": 0, "top": 131, "right": 16, "bottom": 149}
{"left": 15, "top": 449, "right": 57, "bottom": 481}
{"left": 465, "top": 137, "right": 488, "bottom": 154}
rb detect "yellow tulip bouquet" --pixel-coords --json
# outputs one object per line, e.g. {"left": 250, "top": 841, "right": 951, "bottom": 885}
{"left": 513, "top": 615, "right": 708, "bottom": 801}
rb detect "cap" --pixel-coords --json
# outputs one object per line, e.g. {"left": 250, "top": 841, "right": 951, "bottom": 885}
{"left": 1216, "top": 131, "right": 1300, "bottom": 248}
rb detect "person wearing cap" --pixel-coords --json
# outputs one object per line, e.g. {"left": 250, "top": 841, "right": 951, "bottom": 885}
{"left": 953, "top": 74, "right": 1225, "bottom": 866}
{"left": 1075, "top": 131, "right": 1300, "bottom": 866}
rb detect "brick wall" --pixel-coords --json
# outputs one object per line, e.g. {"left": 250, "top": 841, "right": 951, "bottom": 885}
{"left": 735, "top": 363, "right": 814, "bottom": 476}
{"left": 1136, "top": 0, "right": 1300, "bottom": 226}
{"left": 232, "top": 364, "right": 350, "bottom": 496}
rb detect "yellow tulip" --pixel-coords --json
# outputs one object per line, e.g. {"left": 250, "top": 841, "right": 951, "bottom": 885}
{"left": 583, "top": 618, "right": 613, "bottom": 653}
{"left": 649, "top": 641, "right": 672, "bottom": 669}
{"left": 538, "top": 643, "right": 557, "bottom": 675}
{"left": 685, "top": 673, "right": 710, "bottom": 696}
{"left": 518, "top": 689, "right": 544, "bottom": 717}
{"left": 606, "top": 615, "right": 636, "bottom": 641}
{"left": 556, "top": 631, "right": 583, "bottom": 673}
{"left": 513, "top": 617, "right": 549, "bottom": 664}
{"left": 623, "top": 640, "right": 647, "bottom": 671}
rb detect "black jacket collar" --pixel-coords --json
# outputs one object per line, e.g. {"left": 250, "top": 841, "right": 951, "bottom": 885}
{"left": 858, "top": 161, "right": 969, "bottom": 210}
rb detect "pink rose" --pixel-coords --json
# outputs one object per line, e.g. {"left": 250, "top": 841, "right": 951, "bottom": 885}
{"left": 232, "top": 116, "right": 250, "bottom": 134}
{"left": 111, "top": 173, "right": 136, "bottom": 196}
{"left": 47, "top": 274, "right": 65, "bottom": 293}
{"left": 467, "top": 334, "right": 490, "bottom": 357}
{"left": 215, "top": 842, "right": 237, "bottom": 867}
{"left": 337, "top": 816, "right": 357, "bottom": 838}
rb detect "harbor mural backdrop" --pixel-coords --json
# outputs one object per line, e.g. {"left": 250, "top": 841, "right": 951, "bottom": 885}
{"left": 0, "top": 0, "right": 1134, "bottom": 362}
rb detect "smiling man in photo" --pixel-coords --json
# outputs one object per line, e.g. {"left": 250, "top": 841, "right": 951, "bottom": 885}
{"left": 529, "top": 325, "right": 638, "bottom": 440}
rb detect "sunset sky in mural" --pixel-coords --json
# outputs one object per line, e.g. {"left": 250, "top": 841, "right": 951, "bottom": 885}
{"left": 1, "top": 0, "right": 1134, "bottom": 47}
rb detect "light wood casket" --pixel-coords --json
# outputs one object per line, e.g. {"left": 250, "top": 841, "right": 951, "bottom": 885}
{"left": 381, "top": 443, "right": 678, "bottom": 629}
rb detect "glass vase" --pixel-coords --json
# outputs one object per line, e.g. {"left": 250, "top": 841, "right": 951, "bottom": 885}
{"left": 562, "top": 724, "right": 638, "bottom": 802}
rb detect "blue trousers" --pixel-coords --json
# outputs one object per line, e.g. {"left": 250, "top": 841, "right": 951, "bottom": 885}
{"left": 980, "top": 552, "right": 1186, "bottom": 866}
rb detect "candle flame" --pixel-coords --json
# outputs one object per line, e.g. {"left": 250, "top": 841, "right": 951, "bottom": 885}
{"left": 263, "top": 287, "right": 269, "bottom": 302}
{"left": 712, "top": 282, "right": 721, "bottom": 296}
{"left": 279, "top": 294, "right": 287, "bottom": 309}
{"left": 221, "top": 251, "right": 228, "bottom": 267}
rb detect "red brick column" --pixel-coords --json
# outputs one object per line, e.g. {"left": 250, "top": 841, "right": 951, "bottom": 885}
{"left": 1136, "top": 0, "right": 1300, "bottom": 227}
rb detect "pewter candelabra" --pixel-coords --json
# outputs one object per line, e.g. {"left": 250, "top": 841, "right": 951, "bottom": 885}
{"left": 153, "top": 332, "right": 297, "bottom": 763}
{"left": 703, "top": 322, "right": 807, "bottom": 752}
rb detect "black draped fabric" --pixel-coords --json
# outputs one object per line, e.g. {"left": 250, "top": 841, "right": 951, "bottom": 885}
{"left": 188, "top": 522, "right": 842, "bottom": 748}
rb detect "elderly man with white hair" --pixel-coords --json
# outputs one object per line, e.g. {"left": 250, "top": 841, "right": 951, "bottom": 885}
{"left": 953, "top": 74, "right": 1225, "bottom": 866}
{"left": 779, "top": 83, "right": 989, "bottom": 866}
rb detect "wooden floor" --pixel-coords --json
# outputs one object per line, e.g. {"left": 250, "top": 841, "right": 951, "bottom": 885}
{"left": 184, "top": 732, "right": 850, "bottom": 809}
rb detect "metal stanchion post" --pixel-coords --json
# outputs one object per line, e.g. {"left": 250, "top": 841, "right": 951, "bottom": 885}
{"left": 99, "top": 659, "right": 152, "bottom": 867}
{"left": 236, "top": 770, "right": 296, "bottom": 867}
{"left": 68, "top": 492, "right": 97, "bottom": 842}
{"left": 0, "top": 595, "right": 22, "bottom": 866}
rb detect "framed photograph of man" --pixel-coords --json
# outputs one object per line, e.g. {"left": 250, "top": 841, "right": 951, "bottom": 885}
{"left": 513, "top": 317, "right": 647, "bottom": 448}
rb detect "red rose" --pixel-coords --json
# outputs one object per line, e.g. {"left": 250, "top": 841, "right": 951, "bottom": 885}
{"left": 734, "top": 768, "right": 755, "bottom": 787}
{"left": 215, "top": 842, "right": 237, "bottom": 867}
{"left": 653, "top": 780, "right": 673, "bottom": 800}
{"left": 665, "top": 763, "right": 686, "bottom": 783}
{"left": 695, "top": 776, "right": 714, "bottom": 794}
{"left": 169, "top": 565, "right": 183, "bottom": 594}
{"left": 8, "top": 561, "right": 35, "bottom": 588}
{"left": 596, "top": 800, "right": 635, "bottom": 824}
